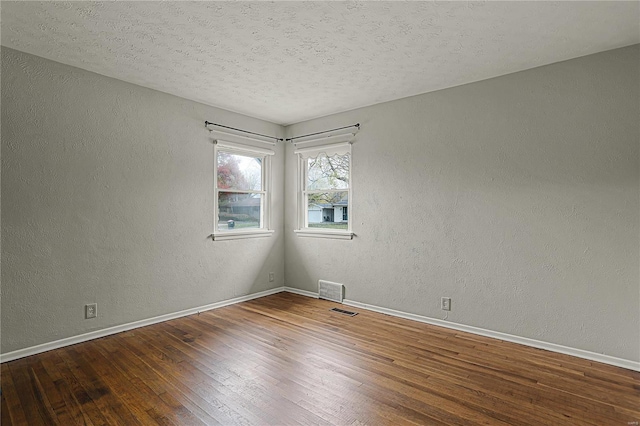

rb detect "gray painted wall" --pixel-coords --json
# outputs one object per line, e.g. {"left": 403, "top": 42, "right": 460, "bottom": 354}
{"left": 284, "top": 45, "right": 640, "bottom": 361}
{"left": 2, "top": 45, "right": 638, "bottom": 363}
{"left": 1, "top": 48, "right": 285, "bottom": 354}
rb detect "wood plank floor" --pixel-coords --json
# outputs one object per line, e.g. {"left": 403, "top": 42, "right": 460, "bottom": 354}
{"left": 2, "top": 292, "right": 639, "bottom": 425}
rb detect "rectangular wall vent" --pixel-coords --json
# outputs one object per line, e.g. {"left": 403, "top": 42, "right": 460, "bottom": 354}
{"left": 318, "top": 280, "right": 343, "bottom": 303}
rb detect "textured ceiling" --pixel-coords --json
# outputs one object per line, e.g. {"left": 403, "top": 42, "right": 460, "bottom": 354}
{"left": 2, "top": 1, "right": 639, "bottom": 125}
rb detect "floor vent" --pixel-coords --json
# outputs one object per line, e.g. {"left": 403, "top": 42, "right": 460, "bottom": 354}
{"left": 318, "top": 280, "right": 343, "bottom": 303}
{"left": 330, "top": 307, "right": 358, "bottom": 317}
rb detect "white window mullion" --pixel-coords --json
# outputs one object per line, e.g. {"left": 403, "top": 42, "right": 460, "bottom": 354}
{"left": 304, "top": 189, "right": 349, "bottom": 195}
{"left": 304, "top": 192, "right": 309, "bottom": 228}
{"left": 218, "top": 190, "right": 267, "bottom": 196}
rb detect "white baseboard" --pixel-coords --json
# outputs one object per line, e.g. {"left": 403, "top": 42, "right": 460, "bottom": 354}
{"left": 341, "top": 299, "right": 640, "bottom": 372}
{"left": 0, "top": 287, "right": 285, "bottom": 363}
{"left": 4, "top": 286, "right": 638, "bottom": 372}
{"left": 283, "top": 286, "right": 319, "bottom": 298}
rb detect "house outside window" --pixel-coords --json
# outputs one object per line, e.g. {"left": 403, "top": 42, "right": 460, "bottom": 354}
{"left": 295, "top": 138, "right": 353, "bottom": 240}
{"left": 213, "top": 140, "right": 274, "bottom": 241}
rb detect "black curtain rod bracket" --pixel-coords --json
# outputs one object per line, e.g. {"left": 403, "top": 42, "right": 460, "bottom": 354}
{"left": 205, "top": 121, "right": 283, "bottom": 142}
{"left": 286, "top": 123, "right": 360, "bottom": 142}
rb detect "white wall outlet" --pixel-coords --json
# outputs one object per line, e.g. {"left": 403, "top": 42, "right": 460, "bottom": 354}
{"left": 269, "top": 272, "right": 275, "bottom": 282}
{"left": 441, "top": 297, "right": 451, "bottom": 311}
{"left": 85, "top": 303, "right": 97, "bottom": 319}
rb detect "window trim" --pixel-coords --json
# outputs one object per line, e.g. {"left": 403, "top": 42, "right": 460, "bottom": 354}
{"left": 295, "top": 139, "right": 354, "bottom": 240}
{"left": 212, "top": 140, "right": 274, "bottom": 241}
{"left": 293, "top": 229, "right": 353, "bottom": 240}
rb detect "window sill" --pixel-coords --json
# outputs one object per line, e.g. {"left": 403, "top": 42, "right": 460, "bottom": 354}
{"left": 294, "top": 229, "right": 354, "bottom": 240}
{"left": 211, "top": 230, "right": 274, "bottom": 241}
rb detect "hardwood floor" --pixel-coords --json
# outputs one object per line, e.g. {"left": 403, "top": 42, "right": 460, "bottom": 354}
{"left": 2, "top": 292, "right": 639, "bottom": 425}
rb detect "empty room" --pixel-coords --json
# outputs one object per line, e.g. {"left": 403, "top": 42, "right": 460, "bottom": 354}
{"left": 1, "top": 1, "right": 639, "bottom": 425}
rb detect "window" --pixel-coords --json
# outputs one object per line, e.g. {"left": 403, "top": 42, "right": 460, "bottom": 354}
{"left": 295, "top": 141, "right": 353, "bottom": 239}
{"left": 213, "top": 140, "right": 274, "bottom": 241}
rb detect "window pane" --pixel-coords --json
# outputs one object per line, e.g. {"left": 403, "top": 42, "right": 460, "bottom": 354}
{"left": 217, "top": 152, "right": 262, "bottom": 191}
{"left": 307, "top": 191, "right": 348, "bottom": 230}
{"left": 218, "top": 192, "right": 261, "bottom": 231}
{"left": 306, "top": 153, "right": 349, "bottom": 190}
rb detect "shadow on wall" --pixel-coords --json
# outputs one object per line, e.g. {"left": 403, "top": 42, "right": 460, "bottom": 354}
{"left": 234, "top": 233, "right": 283, "bottom": 297}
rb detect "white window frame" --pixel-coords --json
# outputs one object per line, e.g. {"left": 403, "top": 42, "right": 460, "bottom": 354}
{"left": 212, "top": 140, "right": 274, "bottom": 241}
{"left": 294, "top": 140, "right": 354, "bottom": 240}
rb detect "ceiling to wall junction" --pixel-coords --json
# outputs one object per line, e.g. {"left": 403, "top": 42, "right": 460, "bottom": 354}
{"left": 2, "top": 1, "right": 639, "bottom": 125}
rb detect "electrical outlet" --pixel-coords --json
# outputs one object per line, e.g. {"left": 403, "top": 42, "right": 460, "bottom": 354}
{"left": 441, "top": 297, "right": 451, "bottom": 311}
{"left": 85, "top": 303, "right": 97, "bottom": 319}
{"left": 269, "top": 272, "right": 275, "bottom": 282}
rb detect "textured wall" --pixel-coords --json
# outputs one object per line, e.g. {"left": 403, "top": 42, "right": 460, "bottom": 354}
{"left": 3, "top": 44, "right": 639, "bottom": 362}
{"left": 1, "top": 48, "right": 285, "bottom": 354}
{"left": 284, "top": 45, "right": 640, "bottom": 361}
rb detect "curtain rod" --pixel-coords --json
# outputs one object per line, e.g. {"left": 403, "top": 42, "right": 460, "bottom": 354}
{"left": 205, "top": 121, "right": 283, "bottom": 142}
{"left": 286, "top": 123, "right": 360, "bottom": 142}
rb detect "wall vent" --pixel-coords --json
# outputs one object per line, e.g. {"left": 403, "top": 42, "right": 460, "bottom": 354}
{"left": 318, "top": 280, "right": 343, "bottom": 303}
{"left": 330, "top": 307, "right": 357, "bottom": 317}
